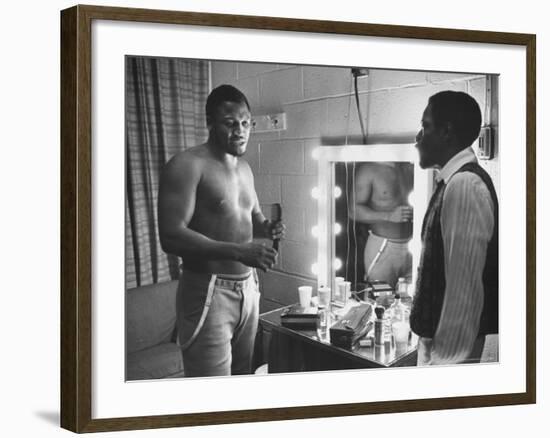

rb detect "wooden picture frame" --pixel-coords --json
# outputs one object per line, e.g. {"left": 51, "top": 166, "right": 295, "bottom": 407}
{"left": 60, "top": 4, "right": 536, "bottom": 433}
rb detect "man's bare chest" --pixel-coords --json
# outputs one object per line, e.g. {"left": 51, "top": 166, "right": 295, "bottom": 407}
{"left": 372, "top": 167, "right": 413, "bottom": 202}
{"left": 196, "top": 169, "right": 254, "bottom": 215}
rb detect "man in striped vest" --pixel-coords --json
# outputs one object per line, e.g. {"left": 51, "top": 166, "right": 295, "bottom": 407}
{"left": 410, "top": 90, "right": 498, "bottom": 365}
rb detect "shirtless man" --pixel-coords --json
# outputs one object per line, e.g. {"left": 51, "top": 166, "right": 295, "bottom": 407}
{"left": 349, "top": 162, "right": 414, "bottom": 288}
{"left": 158, "top": 85, "right": 284, "bottom": 377}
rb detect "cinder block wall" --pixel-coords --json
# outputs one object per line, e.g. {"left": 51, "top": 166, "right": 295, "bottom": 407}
{"left": 210, "top": 61, "right": 499, "bottom": 312}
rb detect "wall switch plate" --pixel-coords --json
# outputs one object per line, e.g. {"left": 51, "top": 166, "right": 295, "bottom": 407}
{"left": 251, "top": 112, "right": 287, "bottom": 133}
{"left": 477, "top": 126, "right": 494, "bottom": 160}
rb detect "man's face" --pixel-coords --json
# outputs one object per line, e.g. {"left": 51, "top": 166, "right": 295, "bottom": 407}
{"left": 415, "top": 104, "right": 444, "bottom": 169}
{"left": 208, "top": 101, "right": 251, "bottom": 157}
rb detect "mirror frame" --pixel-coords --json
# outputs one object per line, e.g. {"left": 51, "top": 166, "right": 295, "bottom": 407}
{"left": 316, "top": 144, "right": 433, "bottom": 307}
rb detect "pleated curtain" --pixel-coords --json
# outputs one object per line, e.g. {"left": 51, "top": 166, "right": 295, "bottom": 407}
{"left": 125, "top": 56, "right": 209, "bottom": 288}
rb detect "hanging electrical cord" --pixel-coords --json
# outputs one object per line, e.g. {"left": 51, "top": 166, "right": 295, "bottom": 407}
{"left": 344, "top": 75, "right": 354, "bottom": 281}
{"left": 345, "top": 74, "right": 353, "bottom": 147}
{"left": 354, "top": 74, "right": 367, "bottom": 145}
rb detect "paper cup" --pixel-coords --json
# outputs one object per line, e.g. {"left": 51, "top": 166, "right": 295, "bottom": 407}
{"left": 298, "top": 286, "right": 313, "bottom": 308}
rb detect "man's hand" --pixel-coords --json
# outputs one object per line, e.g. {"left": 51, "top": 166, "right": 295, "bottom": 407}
{"left": 387, "top": 206, "right": 413, "bottom": 222}
{"left": 263, "top": 220, "right": 286, "bottom": 241}
{"left": 237, "top": 242, "right": 278, "bottom": 272}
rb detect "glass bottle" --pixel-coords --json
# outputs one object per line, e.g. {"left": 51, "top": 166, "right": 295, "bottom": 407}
{"left": 317, "top": 305, "right": 329, "bottom": 341}
{"left": 389, "top": 294, "right": 410, "bottom": 349}
{"left": 374, "top": 306, "right": 392, "bottom": 346}
{"left": 374, "top": 306, "right": 385, "bottom": 346}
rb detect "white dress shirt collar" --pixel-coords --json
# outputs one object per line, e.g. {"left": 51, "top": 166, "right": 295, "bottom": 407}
{"left": 436, "top": 147, "right": 478, "bottom": 184}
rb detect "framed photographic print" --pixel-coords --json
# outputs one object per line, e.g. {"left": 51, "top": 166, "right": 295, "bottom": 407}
{"left": 60, "top": 4, "right": 536, "bottom": 433}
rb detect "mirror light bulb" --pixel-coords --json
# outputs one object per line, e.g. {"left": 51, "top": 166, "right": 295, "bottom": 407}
{"left": 334, "top": 223, "right": 342, "bottom": 235}
{"left": 311, "top": 263, "right": 319, "bottom": 275}
{"left": 311, "top": 225, "right": 319, "bottom": 238}
{"left": 311, "top": 147, "right": 320, "bottom": 160}
{"left": 334, "top": 186, "right": 342, "bottom": 198}
{"left": 311, "top": 187, "right": 320, "bottom": 200}
{"left": 333, "top": 258, "right": 342, "bottom": 270}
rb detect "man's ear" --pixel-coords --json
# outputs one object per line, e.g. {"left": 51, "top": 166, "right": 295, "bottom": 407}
{"left": 206, "top": 115, "right": 212, "bottom": 129}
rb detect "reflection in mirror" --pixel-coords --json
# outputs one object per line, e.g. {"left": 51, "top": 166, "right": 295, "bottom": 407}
{"left": 334, "top": 161, "right": 414, "bottom": 302}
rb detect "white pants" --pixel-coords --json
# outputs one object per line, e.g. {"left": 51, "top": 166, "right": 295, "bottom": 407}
{"left": 364, "top": 232, "right": 412, "bottom": 288}
{"left": 176, "top": 269, "right": 260, "bottom": 377}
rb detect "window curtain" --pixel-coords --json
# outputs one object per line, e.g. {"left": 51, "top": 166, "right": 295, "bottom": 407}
{"left": 125, "top": 57, "right": 209, "bottom": 288}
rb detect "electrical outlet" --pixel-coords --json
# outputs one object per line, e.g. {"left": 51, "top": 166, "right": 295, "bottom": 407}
{"left": 477, "top": 126, "right": 493, "bottom": 160}
{"left": 351, "top": 67, "right": 369, "bottom": 78}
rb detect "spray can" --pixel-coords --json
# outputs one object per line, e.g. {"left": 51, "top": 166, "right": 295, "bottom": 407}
{"left": 374, "top": 306, "right": 385, "bottom": 346}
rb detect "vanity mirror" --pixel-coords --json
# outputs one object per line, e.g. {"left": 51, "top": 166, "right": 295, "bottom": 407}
{"left": 315, "top": 145, "right": 433, "bottom": 307}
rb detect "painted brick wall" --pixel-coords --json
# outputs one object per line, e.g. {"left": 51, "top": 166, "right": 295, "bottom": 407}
{"left": 210, "top": 61, "right": 499, "bottom": 311}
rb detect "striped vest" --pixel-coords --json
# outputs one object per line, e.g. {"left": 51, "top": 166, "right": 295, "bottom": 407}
{"left": 410, "top": 162, "right": 499, "bottom": 338}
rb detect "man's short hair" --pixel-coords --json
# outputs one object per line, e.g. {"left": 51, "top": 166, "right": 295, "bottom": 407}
{"left": 205, "top": 84, "right": 250, "bottom": 120}
{"left": 428, "top": 90, "right": 482, "bottom": 149}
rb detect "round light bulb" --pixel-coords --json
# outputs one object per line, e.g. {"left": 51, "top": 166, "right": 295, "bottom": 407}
{"left": 311, "top": 263, "right": 319, "bottom": 275}
{"left": 311, "top": 225, "right": 319, "bottom": 238}
{"left": 311, "top": 187, "right": 320, "bottom": 200}
{"left": 334, "top": 186, "right": 342, "bottom": 198}
{"left": 333, "top": 258, "right": 342, "bottom": 270}
{"left": 334, "top": 223, "right": 342, "bottom": 235}
{"left": 311, "top": 147, "right": 320, "bottom": 160}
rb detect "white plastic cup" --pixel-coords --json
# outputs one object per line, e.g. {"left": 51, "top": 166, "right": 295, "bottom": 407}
{"left": 318, "top": 286, "right": 331, "bottom": 307}
{"left": 392, "top": 321, "right": 410, "bottom": 346}
{"left": 298, "top": 286, "right": 313, "bottom": 308}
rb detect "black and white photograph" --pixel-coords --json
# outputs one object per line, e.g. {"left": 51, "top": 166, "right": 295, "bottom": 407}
{"left": 124, "top": 56, "right": 500, "bottom": 380}
{"left": 3, "top": 0, "right": 545, "bottom": 436}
